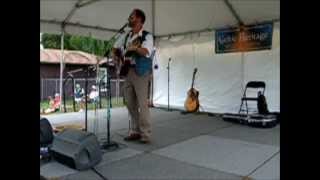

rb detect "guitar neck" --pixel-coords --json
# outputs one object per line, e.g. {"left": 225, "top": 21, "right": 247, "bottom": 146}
{"left": 190, "top": 70, "right": 197, "bottom": 89}
{"left": 191, "top": 76, "right": 195, "bottom": 89}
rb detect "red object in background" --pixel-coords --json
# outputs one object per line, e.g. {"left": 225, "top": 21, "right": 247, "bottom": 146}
{"left": 53, "top": 95, "right": 61, "bottom": 109}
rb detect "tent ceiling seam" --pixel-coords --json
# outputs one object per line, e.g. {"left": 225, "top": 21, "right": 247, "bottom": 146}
{"left": 62, "top": 0, "right": 82, "bottom": 28}
{"left": 62, "top": 0, "right": 101, "bottom": 29}
{"left": 41, "top": 18, "right": 279, "bottom": 39}
{"left": 156, "top": 27, "right": 215, "bottom": 39}
{"left": 155, "top": 19, "right": 279, "bottom": 39}
{"left": 223, "top": 0, "right": 244, "bottom": 25}
{"left": 77, "top": 0, "right": 101, "bottom": 8}
{"left": 41, "top": 19, "right": 118, "bottom": 34}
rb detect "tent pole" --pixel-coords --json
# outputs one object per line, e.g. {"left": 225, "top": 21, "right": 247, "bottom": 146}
{"left": 150, "top": 0, "right": 155, "bottom": 107}
{"left": 59, "top": 26, "right": 65, "bottom": 111}
{"left": 152, "top": 0, "right": 155, "bottom": 35}
{"left": 241, "top": 52, "right": 245, "bottom": 92}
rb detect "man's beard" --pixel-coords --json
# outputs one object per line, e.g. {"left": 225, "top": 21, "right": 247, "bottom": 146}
{"left": 128, "top": 21, "right": 135, "bottom": 28}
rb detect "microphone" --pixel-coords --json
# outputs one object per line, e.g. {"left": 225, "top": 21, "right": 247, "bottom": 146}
{"left": 68, "top": 68, "right": 83, "bottom": 74}
{"left": 150, "top": 49, "right": 158, "bottom": 70}
{"left": 88, "top": 65, "right": 96, "bottom": 71}
{"left": 118, "top": 22, "right": 128, "bottom": 33}
{"left": 166, "top": 57, "right": 171, "bottom": 70}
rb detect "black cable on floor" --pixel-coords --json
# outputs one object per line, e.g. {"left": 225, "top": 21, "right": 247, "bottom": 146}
{"left": 91, "top": 167, "right": 108, "bottom": 180}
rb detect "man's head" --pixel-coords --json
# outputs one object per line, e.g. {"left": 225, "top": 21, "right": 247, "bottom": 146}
{"left": 128, "top": 9, "right": 145, "bottom": 28}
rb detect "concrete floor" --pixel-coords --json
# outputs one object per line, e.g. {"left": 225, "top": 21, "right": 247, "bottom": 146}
{"left": 41, "top": 107, "right": 280, "bottom": 180}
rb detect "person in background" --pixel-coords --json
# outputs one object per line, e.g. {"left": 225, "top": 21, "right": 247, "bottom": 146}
{"left": 74, "top": 84, "right": 85, "bottom": 112}
{"left": 89, "top": 85, "right": 99, "bottom": 103}
{"left": 44, "top": 93, "right": 60, "bottom": 114}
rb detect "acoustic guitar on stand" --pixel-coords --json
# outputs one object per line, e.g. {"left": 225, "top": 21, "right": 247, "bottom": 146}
{"left": 184, "top": 68, "right": 200, "bottom": 112}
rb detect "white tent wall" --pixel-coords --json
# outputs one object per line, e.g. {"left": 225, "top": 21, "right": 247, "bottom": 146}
{"left": 153, "top": 36, "right": 197, "bottom": 110}
{"left": 153, "top": 34, "right": 243, "bottom": 113}
{"left": 243, "top": 22, "right": 280, "bottom": 112}
{"left": 193, "top": 34, "right": 243, "bottom": 113}
{"left": 153, "top": 22, "right": 280, "bottom": 113}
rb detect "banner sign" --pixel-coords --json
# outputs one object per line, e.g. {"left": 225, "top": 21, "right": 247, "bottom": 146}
{"left": 215, "top": 23, "right": 273, "bottom": 54}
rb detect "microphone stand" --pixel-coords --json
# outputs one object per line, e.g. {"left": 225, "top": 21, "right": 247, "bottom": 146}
{"left": 167, "top": 58, "right": 172, "bottom": 111}
{"left": 84, "top": 67, "right": 89, "bottom": 131}
{"left": 63, "top": 68, "right": 86, "bottom": 113}
{"left": 83, "top": 65, "right": 96, "bottom": 131}
{"left": 100, "top": 65, "right": 119, "bottom": 150}
{"left": 98, "top": 74, "right": 105, "bottom": 109}
{"left": 63, "top": 73, "right": 75, "bottom": 113}
{"left": 100, "top": 23, "right": 128, "bottom": 151}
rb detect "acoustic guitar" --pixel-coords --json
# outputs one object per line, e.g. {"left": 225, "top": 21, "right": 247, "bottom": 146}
{"left": 113, "top": 37, "right": 143, "bottom": 77}
{"left": 184, "top": 68, "right": 200, "bottom": 112}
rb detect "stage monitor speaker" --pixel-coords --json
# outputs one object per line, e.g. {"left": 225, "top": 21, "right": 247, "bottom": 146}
{"left": 40, "top": 117, "right": 54, "bottom": 147}
{"left": 50, "top": 129, "right": 102, "bottom": 170}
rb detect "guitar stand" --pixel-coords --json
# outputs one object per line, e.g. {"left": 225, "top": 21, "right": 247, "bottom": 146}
{"left": 180, "top": 111, "right": 191, "bottom": 115}
{"left": 181, "top": 68, "right": 200, "bottom": 115}
{"left": 180, "top": 109, "right": 199, "bottom": 115}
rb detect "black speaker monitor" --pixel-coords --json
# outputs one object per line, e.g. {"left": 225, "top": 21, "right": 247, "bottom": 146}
{"left": 40, "top": 117, "right": 54, "bottom": 147}
{"left": 50, "top": 129, "right": 102, "bottom": 170}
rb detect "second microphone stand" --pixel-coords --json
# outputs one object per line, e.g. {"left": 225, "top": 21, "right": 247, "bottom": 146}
{"left": 167, "top": 58, "right": 172, "bottom": 111}
{"left": 101, "top": 67, "right": 119, "bottom": 150}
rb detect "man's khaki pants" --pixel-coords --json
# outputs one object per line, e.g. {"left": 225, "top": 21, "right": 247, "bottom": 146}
{"left": 123, "top": 68, "right": 151, "bottom": 139}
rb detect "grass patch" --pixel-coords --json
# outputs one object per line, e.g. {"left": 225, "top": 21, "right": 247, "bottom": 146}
{"left": 40, "top": 97, "right": 125, "bottom": 114}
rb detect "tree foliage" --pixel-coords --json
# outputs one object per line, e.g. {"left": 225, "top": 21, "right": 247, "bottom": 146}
{"left": 42, "top": 33, "right": 112, "bottom": 57}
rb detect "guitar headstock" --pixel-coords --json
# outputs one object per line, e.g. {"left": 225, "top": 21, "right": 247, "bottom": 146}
{"left": 189, "top": 68, "right": 198, "bottom": 93}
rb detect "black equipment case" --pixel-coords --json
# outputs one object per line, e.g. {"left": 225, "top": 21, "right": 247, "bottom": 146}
{"left": 222, "top": 113, "right": 279, "bottom": 128}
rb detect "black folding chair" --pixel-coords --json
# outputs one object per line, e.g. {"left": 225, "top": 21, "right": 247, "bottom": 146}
{"left": 239, "top": 81, "right": 266, "bottom": 114}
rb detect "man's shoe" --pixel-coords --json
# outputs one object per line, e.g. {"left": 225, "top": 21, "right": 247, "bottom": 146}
{"left": 123, "top": 133, "right": 141, "bottom": 141}
{"left": 139, "top": 137, "right": 151, "bottom": 144}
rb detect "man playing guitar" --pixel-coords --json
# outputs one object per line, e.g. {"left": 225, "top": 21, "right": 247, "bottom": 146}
{"left": 112, "top": 9, "right": 154, "bottom": 144}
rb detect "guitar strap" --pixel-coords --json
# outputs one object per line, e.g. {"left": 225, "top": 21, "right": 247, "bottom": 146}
{"left": 123, "top": 32, "right": 130, "bottom": 50}
{"left": 123, "top": 30, "right": 150, "bottom": 50}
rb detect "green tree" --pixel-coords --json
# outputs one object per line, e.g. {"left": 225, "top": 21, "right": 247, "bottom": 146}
{"left": 42, "top": 33, "right": 61, "bottom": 49}
{"left": 42, "top": 33, "right": 73, "bottom": 50}
{"left": 41, "top": 33, "right": 112, "bottom": 57}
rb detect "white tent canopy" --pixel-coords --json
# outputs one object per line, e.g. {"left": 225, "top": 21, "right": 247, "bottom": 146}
{"left": 41, "top": 0, "right": 279, "bottom": 39}
{"left": 41, "top": 0, "right": 280, "bottom": 113}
